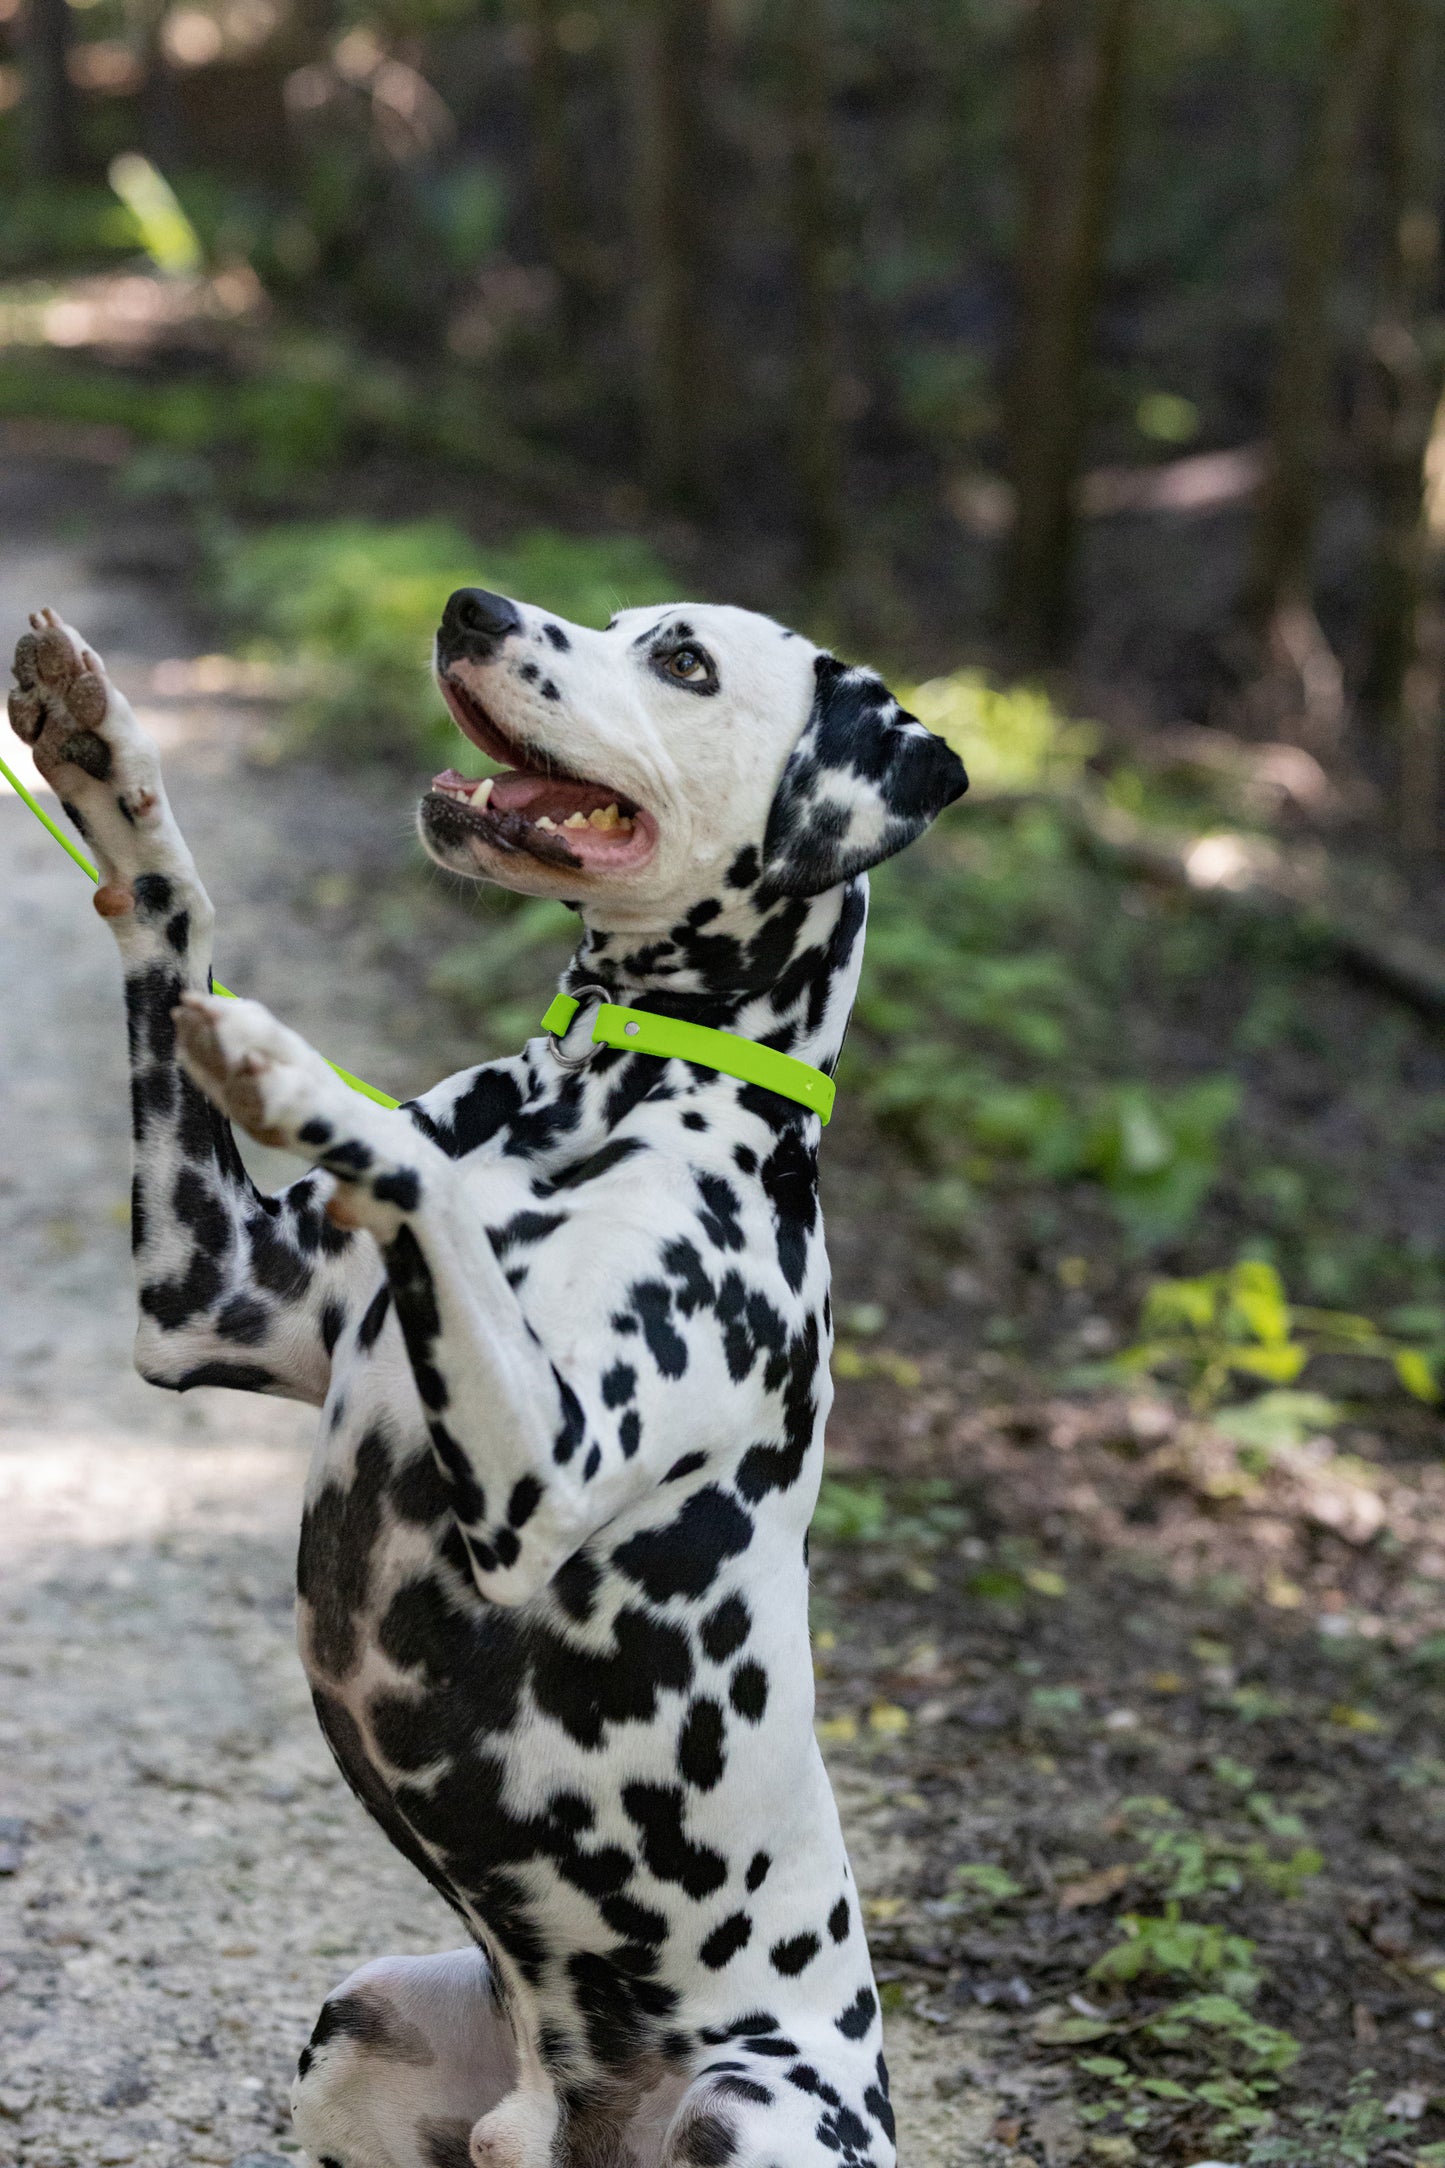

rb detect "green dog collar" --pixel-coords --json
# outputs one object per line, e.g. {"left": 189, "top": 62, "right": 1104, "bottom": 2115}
{"left": 1, "top": 747, "right": 837, "bottom": 1122}
{"left": 541, "top": 990, "right": 835, "bottom": 1125}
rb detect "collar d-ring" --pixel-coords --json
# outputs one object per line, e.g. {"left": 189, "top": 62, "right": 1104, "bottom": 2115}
{"left": 547, "top": 983, "right": 613, "bottom": 1069}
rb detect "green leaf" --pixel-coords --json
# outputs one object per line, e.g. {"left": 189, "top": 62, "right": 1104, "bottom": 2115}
{"left": 1396, "top": 1347, "right": 1441, "bottom": 1403}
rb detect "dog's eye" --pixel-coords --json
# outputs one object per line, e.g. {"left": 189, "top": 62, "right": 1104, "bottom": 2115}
{"left": 665, "top": 647, "right": 709, "bottom": 683}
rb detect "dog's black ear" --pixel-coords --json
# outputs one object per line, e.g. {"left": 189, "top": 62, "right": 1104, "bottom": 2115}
{"left": 761, "top": 654, "right": 968, "bottom": 898}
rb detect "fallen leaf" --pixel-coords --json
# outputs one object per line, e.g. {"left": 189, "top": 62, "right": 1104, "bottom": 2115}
{"left": 1058, "top": 1864, "right": 1132, "bottom": 1912}
{"left": 1330, "top": 1704, "right": 1387, "bottom": 1733}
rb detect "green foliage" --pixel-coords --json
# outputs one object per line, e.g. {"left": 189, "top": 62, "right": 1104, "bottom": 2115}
{"left": 1089, "top": 1905, "right": 1262, "bottom": 1999}
{"left": 810, "top": 1477, "right": 890, "bottom": 1545}
{"left": 1115, "top": 1258, "right": 1442, "bottom": 1410}
{"left": 216, "top": 519, "right": 675, "bottom": 756}
{"left": 426, "top": 896, "right": 579, "bottom": 1049}
{"left": 809, "top": 1475, "right": 973, "bottom": 1549}
{"left": 951, "top": 1861, "right": 1024, "bottom": 1902}
{"left": 1240, "top": 2073, "right": 1419, "bottom": 2166}
{"left": 107, "top": 156, "right": 204, "bottom": 278}
{"left": 1120, "top": 1796, "right": 1321, "bottom": 1903}
{"left": 0, "top": 185, "right": 142, "bottom": 275}
{"left": 852, "top": 815, "right": 1241, "bottom": 1246}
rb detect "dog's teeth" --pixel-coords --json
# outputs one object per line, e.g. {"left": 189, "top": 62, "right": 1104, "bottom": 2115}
{"left": 563, "top": 811, "right": 589, "bottom": 829}
{"left": 617, "top": 816, "right": 635, "bottom": 833}
{"left": 470, "top": 777, "right": 494, "bottom": 807}
{"left": 536, "top": 815, "right": 558, "bottom": 831}
{"left": 588, "top": 804, "right": 620, "bottom": 831}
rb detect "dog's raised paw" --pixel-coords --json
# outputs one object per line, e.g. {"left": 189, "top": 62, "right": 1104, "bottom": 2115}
{"left": 173, "top": 991, "right": 343, "bottom": 1150}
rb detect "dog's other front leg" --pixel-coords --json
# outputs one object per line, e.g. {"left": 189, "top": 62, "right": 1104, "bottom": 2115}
{"left": 175, "top": 993, "right": 590, "bottom": 1600}
{"left": 9, "top": 613, "right": 377, "bottom": 1403}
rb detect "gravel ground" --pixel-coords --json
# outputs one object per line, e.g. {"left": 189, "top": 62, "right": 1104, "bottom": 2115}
{"left": 0, "top": 455, "right": 969, "bottom": 2168}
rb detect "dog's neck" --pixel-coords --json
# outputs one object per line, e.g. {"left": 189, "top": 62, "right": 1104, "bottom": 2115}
{"left": 561, "top": 875, "right": 868, "bottom": 1075}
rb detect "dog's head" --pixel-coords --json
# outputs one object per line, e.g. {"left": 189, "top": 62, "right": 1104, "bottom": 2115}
{"left": 420, "top": 590, "right": 966, "bottom": 923}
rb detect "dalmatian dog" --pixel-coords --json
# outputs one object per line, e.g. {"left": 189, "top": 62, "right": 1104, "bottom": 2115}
{"left": 8, "top": 589, "right": 966, "bottom": 2168}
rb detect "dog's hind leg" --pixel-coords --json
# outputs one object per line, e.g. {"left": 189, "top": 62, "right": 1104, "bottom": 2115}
{"left": 291, "top": 1948, "right": 518, "bottom": 2168}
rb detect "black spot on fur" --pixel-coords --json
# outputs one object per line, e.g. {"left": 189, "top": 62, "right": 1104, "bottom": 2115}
{"left": 835, "top": 1985, "right": 878, "bottom": 2040}
{"left": 170, "top": 1359, "right": 275, "bottom": 1391}
{"left": 770, "top": 1932, "right": 820, "bottom": 1977}
{"left": 216, "top": 1293, "right": 270, "bottom": 1344}
{"left": 829, "top": 1895, "right": 850, "bottom": 1942}
{"left": 601, "top": 1361, "right": 636, "bottom": 1408}
{"left": 746, "top": 1850, "right": 771, "bottom": 1891}
{"left": 357, "top": 1281, "right": 392, "bottom": 1349}
{"left": 373, "top": 1168, "right": 420, "bottom": 1211}
{"left": 713, "top": 2075, "right": 772, "bottom": 2106}
{"left": 701, "top": 1594, "right": 750, "bottom": 1662}
{"left": 612, "top": 1486, "right": 753, "bottom": 1603}
{"left": 552, "top": 1547, "right": 602, "bottom": 1623}
{"left": 699, "top": 1912, "right": 752, "bottom": 1968}
{"left": 631, "top": 1280, "right": 689, "bottom": 1378}
{"left": 298, "top": 1427, "right": 391, "bottom": 1677}
{"left": 677, "top": 1697, "right": 726, "bottom": 1789}
{"left": 531, "top": 1610, "right": 692, "bottom": 1749}
{"left": 729, "top": 1661, "right": 768, "bottom": 1721}
{"left": 621, "top": 1781, "right": 727, "bottom": 1897}
{"left": 507, "top": 1475, "right": 543, "bottom": 1528}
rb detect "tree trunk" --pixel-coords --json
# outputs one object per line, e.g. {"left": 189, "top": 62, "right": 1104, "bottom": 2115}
{"left": 1358, "top": 0, "right": 1444, "bottom": 846}
{"left": 1000, "top": 0, "right": 1137, "bottom": 666}
{"left": 1246, "top": 0, "right": 1369, "bottom": 636}
{"left": 628, "top": 0, "right": 714, "bottom": 514}
{"left": 783, "top": 0, "right": 844, "bottom": 598}
{"left": 521, "top": 0, "right": 591, "bottom": 338}
{"left": 21, "top": 0, "right": 83, "bottom": 180}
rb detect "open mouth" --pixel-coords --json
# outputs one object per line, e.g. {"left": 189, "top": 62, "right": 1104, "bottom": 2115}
{"left": 423, "top": 672, "right": 656, "bottom": 872}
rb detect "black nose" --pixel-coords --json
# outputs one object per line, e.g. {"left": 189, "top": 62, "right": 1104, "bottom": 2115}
{"left": 440, "top": 588, "right": 523, "bottom": 656}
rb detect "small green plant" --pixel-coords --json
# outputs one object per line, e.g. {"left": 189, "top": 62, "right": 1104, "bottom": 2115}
{"left": 809, "top": 1476, "right": 973, "bottom": 1549}
{"left": 1089, "top": 1905, "right": 1262, "bottom": 1998}
{"left": 1240, "top": 2072, "right": 1419, "bottom": 2166}
{"left": 951, "top": 1862, "right": 1024, "bottom": 1902}
{"left": 1114, "top": 1258, "right": 1440, "bottom": 1410}
{"left": 1120, "top": 1796, "right": 1321, "bottom": 1903}
{"left": 810, "top": 1478, "right": 890, "bottom": 1544}
{"left": 1062, "top": 1911, "right": 1304, "bottom": 2154}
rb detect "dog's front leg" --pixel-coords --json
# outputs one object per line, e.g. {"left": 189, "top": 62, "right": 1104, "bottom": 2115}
{"left": 176, "top": 993, "right": 590, "bottom": 1599}
{"left": 9, "top": 613, "right": 377, "bottom": 1403}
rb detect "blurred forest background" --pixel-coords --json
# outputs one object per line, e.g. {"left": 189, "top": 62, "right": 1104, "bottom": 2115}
{"left": 11, "top": 4, "right": 1445, "bottom": 2162}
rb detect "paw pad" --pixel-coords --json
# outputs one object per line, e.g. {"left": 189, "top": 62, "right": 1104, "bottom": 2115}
{"left": 67, "top": 672, "right": 108, "bottom": 728}
{"left": 34, "top": 627, "right": 75, "bottom": 683}
{"left": 7, "top": 687, "right": 42, "bottom": 743}
{"left": 12, "top": 632, "right": 39, "bottom": 690}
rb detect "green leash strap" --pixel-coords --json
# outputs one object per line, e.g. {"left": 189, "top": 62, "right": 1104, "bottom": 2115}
{"left": 1, "top": 749, "right": 400, "bottom": 1109}
{"left": 542, "top": 991, "right": 835, "bottom": 1125}
{"left": 3, "top": 750, "right": 836, "bottom": 1124}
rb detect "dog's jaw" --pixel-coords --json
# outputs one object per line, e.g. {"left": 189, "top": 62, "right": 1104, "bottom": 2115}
{"left": 419, "top": 666, "right": 662, "bottom": 889}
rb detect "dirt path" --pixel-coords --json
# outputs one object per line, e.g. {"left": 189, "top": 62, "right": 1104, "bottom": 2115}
{"left": 0, "top": 459, "right": 964, "bottom": 2168}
